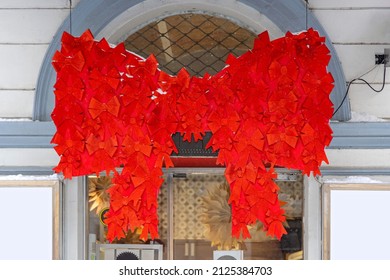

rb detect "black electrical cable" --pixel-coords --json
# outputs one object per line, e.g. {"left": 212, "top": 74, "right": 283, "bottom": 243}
{"left": 69, "top": 0, "right": 72, "bottom": 34}
{"left": 332, "top": 64, "right": 387, "bottom": 117}
{"left": 305, "top": 0, "right": 309, "bottom": 30}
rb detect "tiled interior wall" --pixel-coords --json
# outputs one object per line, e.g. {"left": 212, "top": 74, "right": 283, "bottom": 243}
{"left": 158, "top": 173, "right": 303, "bottom": 240}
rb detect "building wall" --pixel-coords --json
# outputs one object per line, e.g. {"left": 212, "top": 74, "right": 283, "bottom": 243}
{"left": 311, "top": 0, "right": 390, "bottom": 118}
{"left": 0, "top": 0, "right": 80, "bottom": 118}
{"left": 0, "top": 0, "right": 389, "bottom": 120}
{"left": 0, "top": 0, "right": 389, "bottom": 260}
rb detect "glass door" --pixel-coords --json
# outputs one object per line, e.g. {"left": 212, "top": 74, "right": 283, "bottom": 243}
{"left": 170, "top": 170, "right": 303, "bottom": 260}
{"left": 87, "top": 169, "right": 303, "bottom": 260}
{"left": 172, "top": 172, "right": 224, "bottom": 260}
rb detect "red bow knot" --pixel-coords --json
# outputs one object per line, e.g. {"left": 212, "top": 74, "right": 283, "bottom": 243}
{"left": 88, "top": 96, "right": 121, "bottom": 119}
{"left": 52, "top": 51, "right": 85, "bottom": 72}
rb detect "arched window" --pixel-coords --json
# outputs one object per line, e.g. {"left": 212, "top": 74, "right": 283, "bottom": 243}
{"left": 124, "top": 14, "right": 256, "bottom": 76}
{"left": 34, "top": 0, "right": 350, "bottom": 121}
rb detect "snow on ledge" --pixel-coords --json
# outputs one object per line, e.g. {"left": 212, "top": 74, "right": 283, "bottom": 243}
{"left": 324, "top": 176, "right": 383, "bottom": 184}
{"left": 0, "top": 118, "right": 32, "bottom": 122}
{"left": 0, "top": 174, "right": 59, "bottom": 181}
{"left": 348, "top": 111, "right": 387, "bottom": 122}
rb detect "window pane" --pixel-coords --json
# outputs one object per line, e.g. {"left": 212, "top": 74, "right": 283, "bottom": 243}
{"left": 0, "top": 180, "right": 59, "bottom": 260}
{"left": 171, "top": 172, "right": 303, "bottom": 260}
{"left": 88, "top": 172, "right": 303, "bottom": 260}
{"left": 87, "top": 175, "right": 168, "bottom": 260}
{"left": 124, "top": 14, "right": 256, "bottom": 76}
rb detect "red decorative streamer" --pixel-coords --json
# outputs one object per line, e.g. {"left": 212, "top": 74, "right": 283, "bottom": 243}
{"left": 51, "top": 28, "right": 333, "bottom": 242}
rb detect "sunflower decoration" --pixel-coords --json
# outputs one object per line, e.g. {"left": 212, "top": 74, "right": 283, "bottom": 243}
{"left": 201, "top": 181, "right": 275, "bottom": 250}
{"left": 89, "top": 176, "right": 111, "bottom": 215}
{"left": 89, "top": 176, "right": 145, "bottom": 244}
{"left": 113, "top": 227, "right": 144, "bottom": 244}
{"left": 201, "top": 182, "right": 243, "bottom": 250}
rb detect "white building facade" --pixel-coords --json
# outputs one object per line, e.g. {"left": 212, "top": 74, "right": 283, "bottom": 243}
{"left": 1, "top": 0, "right": 390, "bottom": 260}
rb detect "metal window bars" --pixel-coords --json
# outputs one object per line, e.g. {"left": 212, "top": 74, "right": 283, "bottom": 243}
{"left": 124, "top": 13, "right": 256, "bottom": 77}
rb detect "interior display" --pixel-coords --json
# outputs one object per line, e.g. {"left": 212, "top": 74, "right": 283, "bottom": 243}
{"left": 52, "top": 28, "right": 333, "bottom": 242}
{"left": 89, "top": 176, "right": 111, "bottom": 214}
{"left": 201, "top": 182, "right": 241, "bottom": 250}
{"left": 280, "top": 219, "right": 302, "bottom": 254}
{"left": 286, "top": 250, "right": 303, "bottom": 260}
{"left": 98, "top": 207, "right": 109, "bottom": 226}
{"left": 213, "top": 250, "right": 243, "bottom": 260}
{"left": 112, "top": 228, "right": 143, "bottom": 244}
{"left": 278, "top": 178, "right": 304, "bottom": 219}
{"left": 96, "top": 244, "right": 163, "bottom": 260}
{"left": 88, "top": 173, "right": 302, "bottom": 259}
{"left": 201, "top": 182, "right": 273, "bottom": 250}
{"left": 116, "top": 251, "right": 139, "bottom": 260}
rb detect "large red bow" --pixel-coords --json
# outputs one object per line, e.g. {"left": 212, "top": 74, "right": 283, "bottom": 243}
{"left": 51, "top": 28, "right": 333, "bottom": 242}
{"left": 88, "top": 96, "right": 121, "bottom": 119}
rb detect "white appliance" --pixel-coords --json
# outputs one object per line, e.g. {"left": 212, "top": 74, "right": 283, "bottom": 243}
{"left": 213, "top": 250, "right": 243, "bottom": 260}
{"left": 96, "top": 244, "right": 163, "bottom": 260}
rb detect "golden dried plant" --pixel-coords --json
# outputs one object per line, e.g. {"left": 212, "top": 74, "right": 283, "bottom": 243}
{"left": 201, "top": 182, "right": 243, "bottom": 250}
{"left": 112, "top": 227, "right": 143, "bottom": 244}
{"left": 89, "top": 176, "right": 111, "bottom": 214}
{"left": 201, "top": 181, "right": 275, "bottom": 250}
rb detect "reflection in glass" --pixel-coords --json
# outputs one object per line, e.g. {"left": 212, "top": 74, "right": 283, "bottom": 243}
{"left": 87, "top": 172, "right": 303, "bottom": 260}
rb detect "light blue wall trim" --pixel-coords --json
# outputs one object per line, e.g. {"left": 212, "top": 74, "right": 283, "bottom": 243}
{"left": 33, "top": 0, "right": 350, "bottom": 121}
{"left": 329, "top": 122, "right": 390, "bottom": 149}
{"left": 0, "top": 121, "right": 389, "bottom": 149}
{"left": 1, "top": 164, "right": 389, "bottom": 177}
{"left": 0, "top": 166, "right": 56, "bottom": 175}
{"left": 320, "top": 167, "right": 390, "bottom": 176}
{"left": 0, "top": 121, "right": 54, "bottom": 148}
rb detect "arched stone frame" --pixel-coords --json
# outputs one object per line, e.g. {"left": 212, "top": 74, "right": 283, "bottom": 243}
{"left": 34, "top": 0, "right": 350, "bottom": 121}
